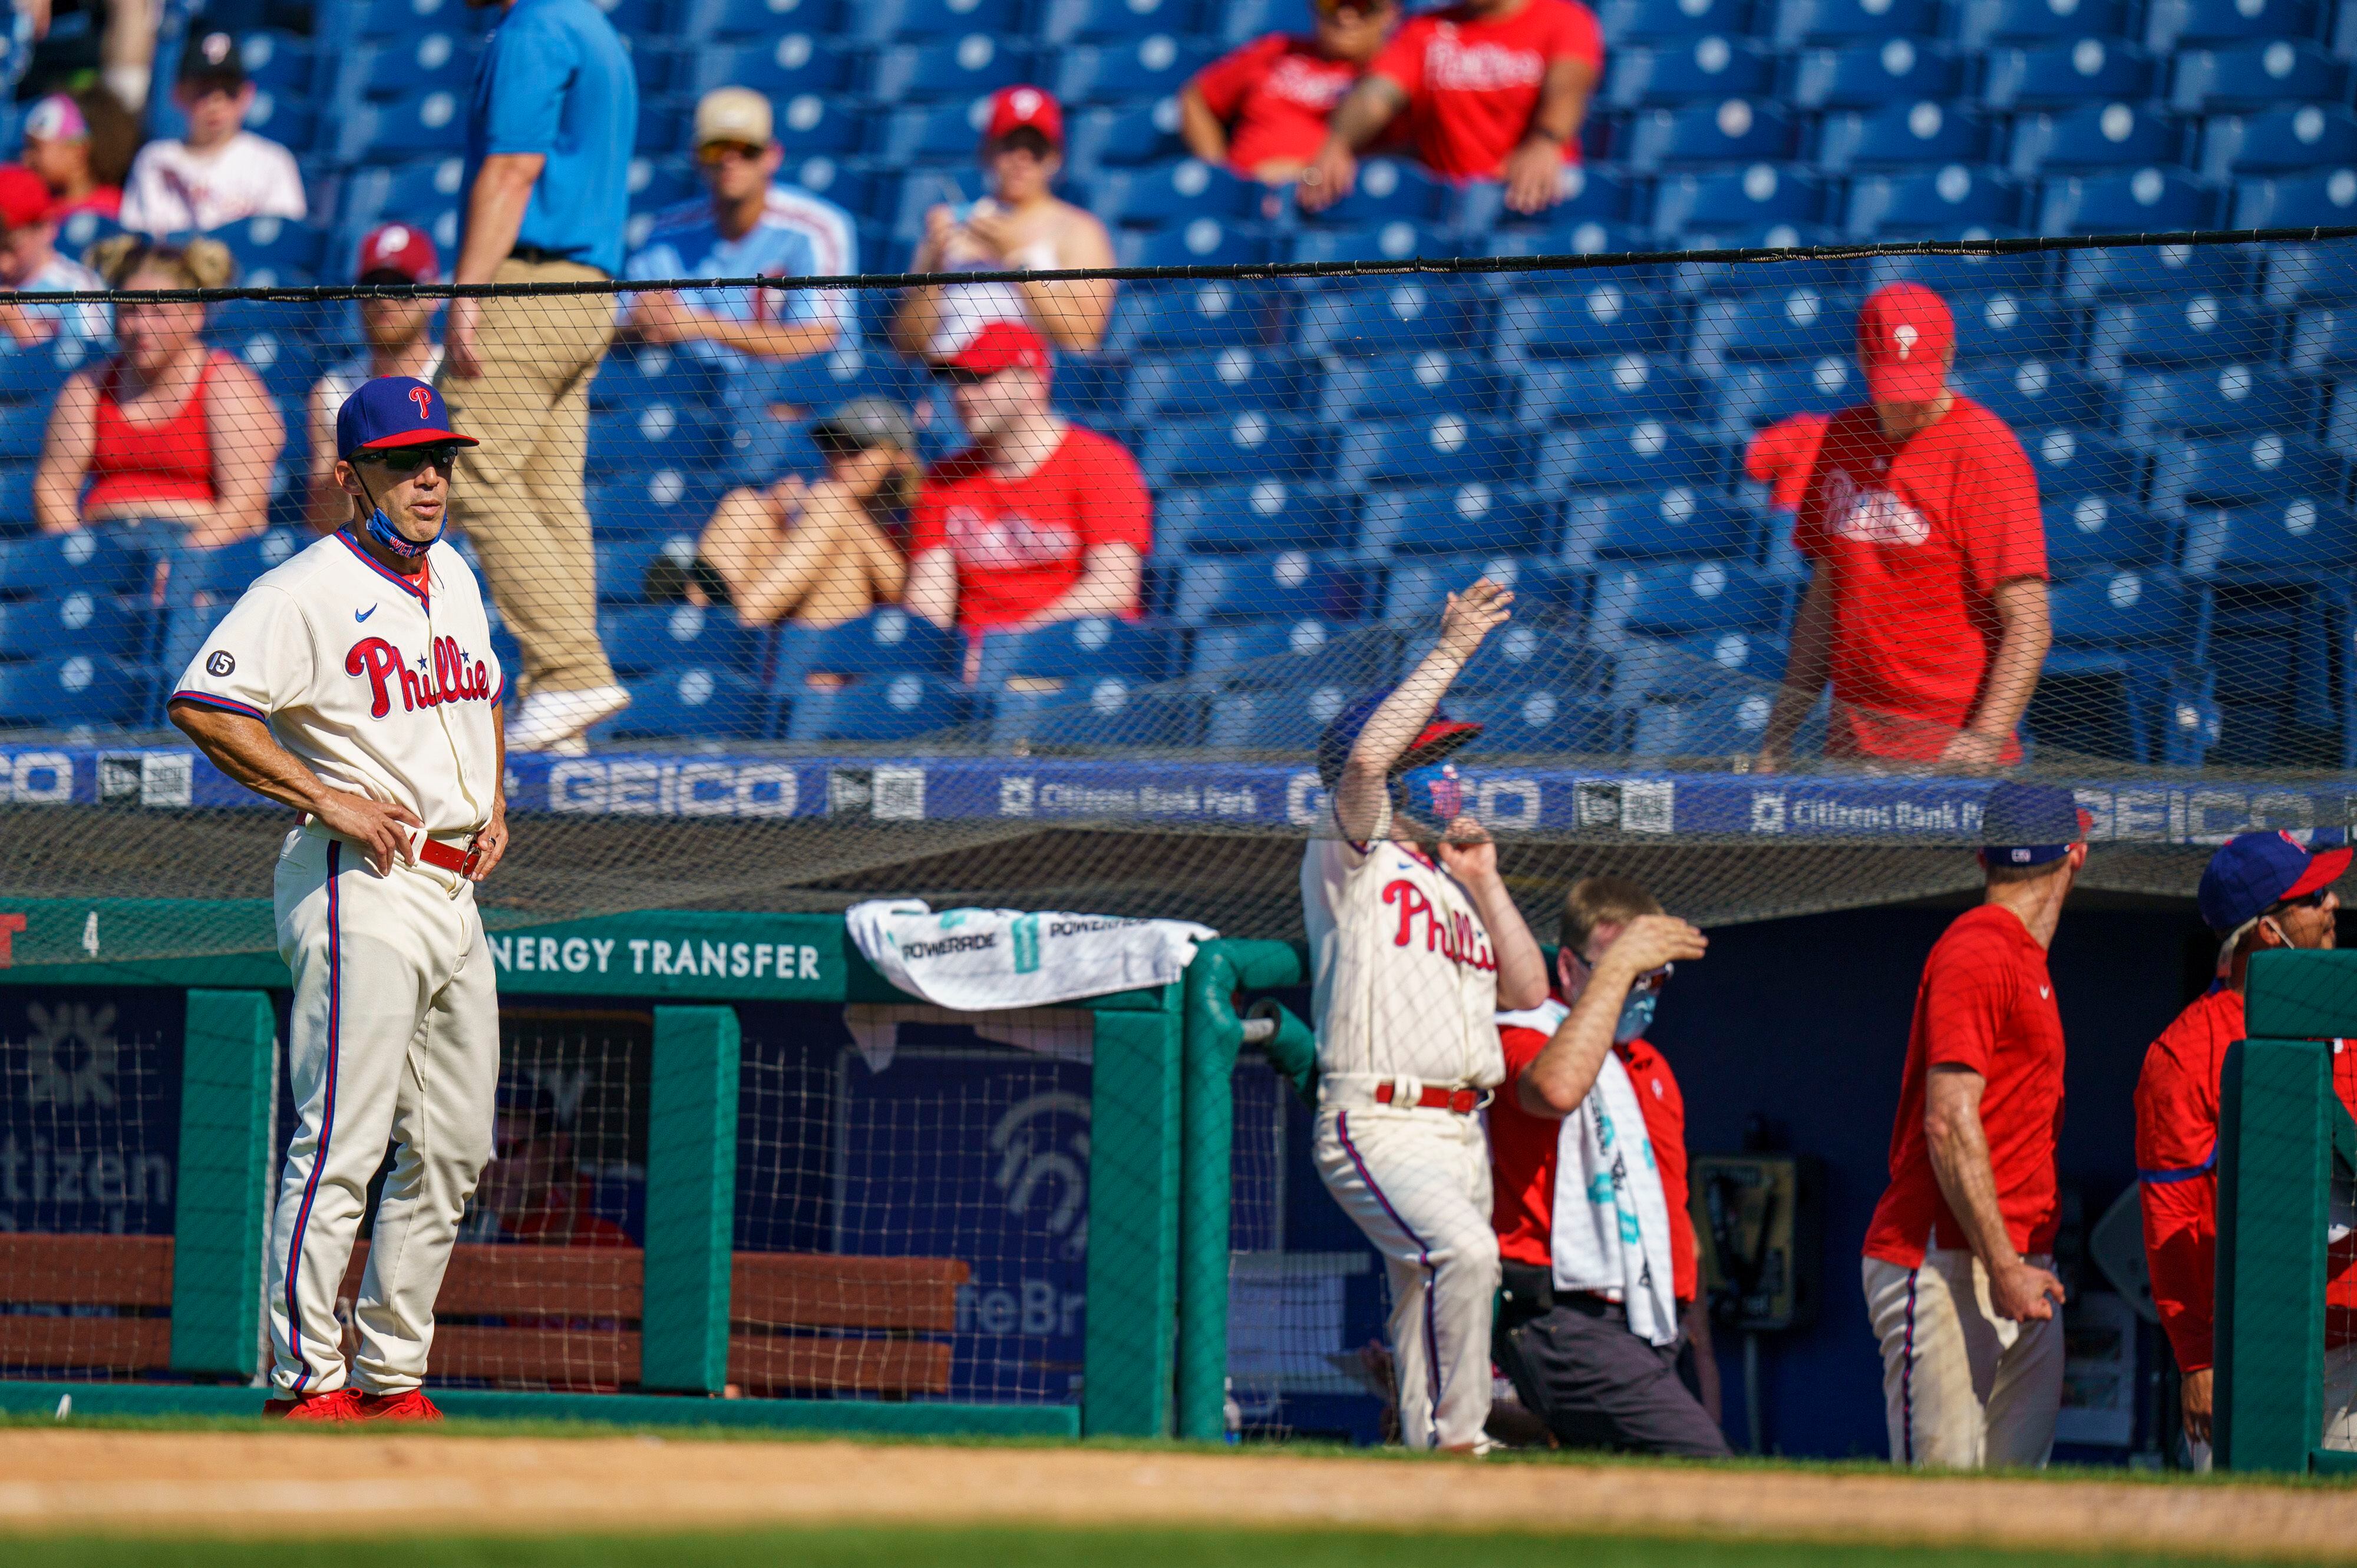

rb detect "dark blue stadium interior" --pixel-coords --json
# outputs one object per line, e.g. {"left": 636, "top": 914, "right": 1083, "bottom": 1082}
{"left": 2, "top": 0, "right": 2356, "bottom": 769}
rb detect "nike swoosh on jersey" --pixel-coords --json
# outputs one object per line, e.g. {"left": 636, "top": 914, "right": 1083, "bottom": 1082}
{"left": 355, "top": 606, "right": 377, "bottom": 622}
{"left": 2039, "top": 986, "right": 2051, "bottom": 999}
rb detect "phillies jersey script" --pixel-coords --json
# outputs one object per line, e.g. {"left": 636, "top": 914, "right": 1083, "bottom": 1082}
{"left": 1302, "top": 801, "right": 1506, "bottom": 1087}
{"left": 171, "top": 530, "right": 506, "bottom": 837}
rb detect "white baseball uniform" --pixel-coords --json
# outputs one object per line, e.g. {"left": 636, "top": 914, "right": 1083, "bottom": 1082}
{"left": 1303, "top": 798, "right": 1504, "bottom": 1450}
{"left": 171, "top": 529, "right": 505, "bottom": 1397}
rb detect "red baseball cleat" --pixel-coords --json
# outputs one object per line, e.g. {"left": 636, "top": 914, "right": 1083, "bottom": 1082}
{"left": 262, "top": 1388, "right": 363, "bottom": 1422}
{"left": 355, "top": 1389, "right": 444, "bottom": 1422}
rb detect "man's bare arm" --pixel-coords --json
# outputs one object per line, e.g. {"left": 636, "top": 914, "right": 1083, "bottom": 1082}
{"left": 1757, "top": 567, "right": 1833, "bottom": 769}
{"left": 167, "top": 701, "right": 420, "bottom": 875}
{"left": 1298, "top": 75, "right": 1409, "bottom": 211}
{"left": 1517, "top": 916, "right": 1707, "bottom": 1115}
{"left": 1924, "top": 1065, "right": 2065, "bottom": 1321}
{"left": 1962, "top": 576, "right": 2051, "bottom": 744}
{"left": 444, "top": 152, "right": 544, "bottom": 379}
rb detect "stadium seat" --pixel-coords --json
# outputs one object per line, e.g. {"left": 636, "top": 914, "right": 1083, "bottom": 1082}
{"left": 320, "top": 0, "right": 489, "bottom": 45}
{"left": 2026, "top": 427, "right": 2145, "bottom": 498}
{"left": 783, "top": 672, "right": 976, "bottom": 742}
{"left": 332, "top": 157, "right": 468, "bottom": 249}
{"left": 1980, "top": 39, "right": 2156, "bottom": 110}
{"left": 876, "top": 103, "right": 999, "bottom": 166}
{"left": 2036, "top": 168, "right": 2216, "bottom": 233}
{"left": 2044, "top": 567, "right": 2212, "bottom": 657}
{"left": 55, "top": 210, "right": 122, "bottom": 258}
{"left": 1687, "top": 285, "right": 1856, "bottom": 368}
{"left": 775, "top": 98, "right": 869, "bottom": 160}
{"left": 1863, "top": 249, "right": 2053, "bottom": 297}
{"left": 595, "top": 533, "right": 701, "bottom": 603}
{"left": 1137, "top": 412, "right": 1321, "bottom": 487}
{"left": 2201, "top": 106, "right": 2357, "bottom": 180}
{"left": 1210, "top": 0, "right": 1299, "bottom": 45}
{"left": 2147, "top": 0, "right": 2313, "bottom": 47}
{"left": 1597, "top": 0, "right": 1751, "bottom": 42}
{"left": 1454, "top": 688, "right": 1631, "bottom": 754}
{"left": 747, "top": 346, "right": 927, "bottom": 421}
{"left": 1065, "top": 98, "right": 1187, "bottom": 173}
{"left": 0, "top": 591, "right": 146, "bottom": 661}
{"left": 601, "top": 603, "right": 761, "bottom": 675}
{"left": 2151, "top": 433, "right": 2346, "bottom": 513}
{"left": 983, "top": 682, "right": 1201, "bottom": 747}
{"left": 1811, "top": 100, "right": 1992, "bottom": 171}
{"left": 1711, "top": 356, "right": 1859, "bottom": 428}
{"left": 1651, "top": 163, "right": 1831, "bottom": 237}
{"left": 1516, "top": 356, "right": 1706, "bottom": 428}
{"left": 1955, "top": 0, "right": 2130, "bottom": 45}
{"left": 1381, "top": 555, "right": 1582, "bottom": 625}
{"left": 588, "top": 470, "right": 732, "bottom": 540}
{"left": 1460, "top": 164, "right": 1642, "bottom": 229}
{"left": 1495, "top": 283, "right": 1680, "bottom": 361}
{"left": 2233, "top": 168, "right": 2357, "bottom": 231}
{"left": 1785, "top": 39, "right": 1961, "bottom": 110}
{"left": 1114, "top": 220, "right": 1269, "bottom": 269}
{"left": 588, "top": 404, "right": 722, "bottom": 480}
{"left": 676, "top": 0, "right": 846, "bottom": 38}
{"left": 1157, "top": 480, "right": 1355, "bottom": 553}
{"left": 236, "top": 28, "right": 313, "bottom": 95}
{"left": 2006, "top": 101, "right": 2183, "bottom": 177}
{"left": 2181, "top": 497, "right": 2357, "bottom": 580}
{"left": 850, "top": 0, "right": 1022, "bottom": 41}
{"left": 1603, "top": 37, "right": 1777, "bottom": 108}
{"left": 1400, "top": 620, "right": 1605, "bottom": 697}
{"left": 1041, "top": 0, "right": 1201, "bottom": 44}
{"left": 0, "top": 340, "right": 88, "bottom": 404}
{"left": 0, "top": 653, "right": 145, "bottom": 731}
{"left": 2060, "top": 243, "right": 2249, "bottom": 302}
{"left": 327, "top": 31, "right": 478, "bottom": 103}
{"left": 1846, "top": 165, "right": 2023, "bottom": 236}
{"left": 1587, "top": 559, "right": 1791, "bottom": 642}
{"left": 1947, "top": 289, "right": 2079, "bottom": 364}
{"left": 1104, "top": 280, "right": 1276, "bottom": 353}
{"left": 1126, "top": 348, "right": 1313, "bottom": 420}
{"left": 1286, "top": 224, "right": 1461, "bottom": 266}
{"left": 325, "top": 88, "right": 468, "bottom": 163}
{"left": 1296, "top": 159, "right": 1453, "bottom": 226}
{"left": 2086, "top": 296, "right": 2282, "bottom": 379}
{"left": 2042, "top": 494, "right": 2174, "bottom": 570}
{"left": 1563, "top": 488, "right": 1759, "bottom": 563}
{"left": 864, "top": 36, "right": 1034, "bottom": 103}
{"left": 1206, "top": 684, "right": 1374, "bottom": 751}
{"left": 1480, "top": 221, "right": 1653, "bottom": 259}
{"left": 1334, "top": 417, "right": 1527, "bottom": 490}
{"left": 726, "top": 416, "right": 828, "bottom": 487}
{"left": 1626, "top": 685, "right": 1787, "bottom": 757}
{"left": 1534, "top": 422, "right": 1725, "bottom": 494}
{"left": 594, "top": 346, "right": 728, "bottom": 413}
{"left": 210, "top": 215, "right": 327, "bottom": 278}
{"left": 2169, "top": 41, "right": 2346, "bottom": 113}
{"left": 2115, "top": 365, "right": 2316, "bottom": 445}
{"left": 2268, "top": 245, "right": 2357, "bottom": 309}
{"left": 2034, "top": 570, "right": 2216, "bottom": 768}
{"left": 1617, "top": 99, "right": 1798, "bottom": 170}
{"left": 1295, "top": 280, "right": 1487, "bottom": 358}
{"left": 771, "top": 609, "right": 961, "bottom": 691}
{"left": 1949, "top": 359, "right": 2109, "bottom": 428}
{"left": 1171, "top": 551, "right": 1375, "bottom": 624}
{"left": 1188, "top": 618, "right": 1398, "bottom": 688}
{"left": 1091, "top": 159, "right": 1267, "bottom": 225}
{"left": 1357, "top": 484, "right": 1557, "bottom": 557}
{"left": 1774, "top": 0, "right": 1939, "bottom": 44}
{"left": 976, "top": 617, "right": 1176, "bottom": 689}
{"left": 0, "top": 530, "right": 153, "bottom": 598}
{"left": 1321, "top": 350, "right": 1507, "bottom": 422}
{"left": 1053, "top": 37, "right": 1216, "bottom": 104}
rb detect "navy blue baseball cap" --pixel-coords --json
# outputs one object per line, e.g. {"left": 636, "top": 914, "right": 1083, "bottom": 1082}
{"left": 335, "top": 375, "right": 478, "bottom": 462}
{"left": 2197, "top": 830, "right": 2352, "bottom": 935}
{"left": 1315, "top": 689, "right": 1481, "bottom": 790}
{"left": 1979, "top": 782, "right": 2089, "bottom": 868}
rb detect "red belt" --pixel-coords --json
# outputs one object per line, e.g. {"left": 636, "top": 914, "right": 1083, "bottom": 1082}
{"left": 415, "top": 836, "right": 483, "bottom": 879}
{"left": 1374, "top": 1082, "right": 1487, "bottom": 1114}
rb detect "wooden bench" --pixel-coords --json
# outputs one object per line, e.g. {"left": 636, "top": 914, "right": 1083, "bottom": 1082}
{"left": 0, "top": 1233, "right": 176, "bottom": 1374}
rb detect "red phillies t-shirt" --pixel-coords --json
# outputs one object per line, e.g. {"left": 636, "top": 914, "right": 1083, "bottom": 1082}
{"left": 1793, "top": 397, "right": 2046, "bottom": 764}
{"left": 1863, "top": 905, "right": 2065, "bottom": 1270}
{"left": 1745, "top": 411, "right": 1831, "bottom": 511}
{"left": 1371, "top": 0, "right": 1604, "bottom": 180}
{"left": 2135, "top": 989, "right": 2357, "bottom": 1372}
{"left": 1493, "top": 1006, "right": 1698, "bottom": 1302}
{"left": 909, "top": 424, "right": 1154, "bottom": 632}
{"left": 1193, "top": 34, "right": 1363, "bottom": 174}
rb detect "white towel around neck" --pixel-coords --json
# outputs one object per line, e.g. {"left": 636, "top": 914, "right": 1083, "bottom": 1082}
{"left": 1550, "top": 1046, "right": 1682, "bottom": 1348}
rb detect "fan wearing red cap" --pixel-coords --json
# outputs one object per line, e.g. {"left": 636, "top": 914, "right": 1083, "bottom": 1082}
{"left": 305, "top": 225, "right": 446, "bottom": 532}
{"left": 1757, "top": 282, "right": 2051, "bottom": 773}
{"left": 891, "top": 85, "right": 1118, "bottom": 359}
{"left": 2136, "top": 830, "right": 2357, "bottom": 1465}
{"left": 905, "top": 320, "right": 1152, "bottom": 636}
{"left": 0, "top": 161, "right": 104, "bottom": 348}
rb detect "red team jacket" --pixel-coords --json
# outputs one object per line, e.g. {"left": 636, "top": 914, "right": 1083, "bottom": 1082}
{"left": 2135, "top": 987, "right": 2357, "bottom": 1373}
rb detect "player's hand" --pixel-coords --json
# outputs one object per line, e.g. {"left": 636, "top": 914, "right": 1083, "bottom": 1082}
{"left": 1939, "top": 730, "right": 2007, "bottom": 774}
{"left": 1298, "top": 141, "right": 1357, "bottom": 212}
{"left": 1598, "top": 913, "right": 1708, "bottom": 978}
{"left": 470, "top": 798, "right": 510, "bottom": 883}
{"left": 1434, "top": 815, "right": 1498, "bottom": 884}
{"left": 444, "top": 298, "right": 483, "bottom": 380}
{"left": 628, "top": 289, "right": 696, "bottom": 344}
{"left": 2180, "top": 1366, "right": 2213, "bottom": 1447}
{"left": 312, "top": 789, "right": 424, "bottom": 877}
{"left": 1989, "top": 1256, "right": 2066, "bottom": 1323}
{"left": 1436, "top": 578, "right": 1513, "bottom": 662}
{"left": 1501, "top": 140, "right": 1566, "bottom": 214}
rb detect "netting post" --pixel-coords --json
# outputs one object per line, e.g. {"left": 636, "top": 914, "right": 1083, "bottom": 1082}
{"left": 2215, "top": 1035, "right": 2329, "bottom": 1473}
{"left": 643, "top": 1005, "right": 740, "bottom": 1395}
{"left": 1177, "top": 939, "right": 1309, "bottom": 1442}
{"left": 169, "top": 989, "right": 276, "bottom": 1379}
{"left": 1082, "top": 985, "right": 1183, "bottom": 1437}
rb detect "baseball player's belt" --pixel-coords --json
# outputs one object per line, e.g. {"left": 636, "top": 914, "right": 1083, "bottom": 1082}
{"left": 414, "top": 834, "right": 486, "bottom": 881}
{"left": 1373, "top": 1081, "right": 1490, "bottom": 1114}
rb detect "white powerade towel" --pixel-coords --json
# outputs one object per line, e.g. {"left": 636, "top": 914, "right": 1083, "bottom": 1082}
{"left": 1552, "top": 1048, "right": 1682, "bottom": 1349}
{"left": 846, "top": 899, "right": 1217, "bottom": 1011}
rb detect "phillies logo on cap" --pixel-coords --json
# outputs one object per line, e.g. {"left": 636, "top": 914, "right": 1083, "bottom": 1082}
{"left": 408, "top": 385, "right": 433, "bottom": 420}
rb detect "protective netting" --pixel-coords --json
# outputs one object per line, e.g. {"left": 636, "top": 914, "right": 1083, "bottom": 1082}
{"left": 5, "top": 233, "right": 2357, "bottom": 963}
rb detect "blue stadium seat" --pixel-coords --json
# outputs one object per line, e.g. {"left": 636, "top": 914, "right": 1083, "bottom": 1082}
{"left": 1460, "top": 164, "right": 1642, "bottom": 227}
{"left": 1210, "top": 0, "right": 1303, "bottom": 45}
{"left": 594, "top": 533, "right": 700, "bottom": 603}
{"left": 322, "top": 0, "right": 486, "bottom": 45}
{"left": 0, "top": 341, "right": 88, "bottom": 404}
{"left": 0, "top": 461, "right": 32, "bottom": 528}
{"left": 237, "top": 29, "right": 313, "bottom": 94}
{"left": 1597, "top": 0, "right": 1752, "bottom": 43}
{"left": 2170, "top": 41, "right": 2346, "bottom": 113}
{"left": 1113, "top": 219, "right": 1269, "bottom": 268}
{"left": 1712, "top": 356, "right": 1859, "bottom": 428}
{"left": 602, "top": 603, "right": 761, "bottom": 675}
{"left": 2181, "top": 497, "right": 2357, "bottom": 580}
{"left": 1321, "top": 350, "right": 1508, "bottom": 422}
{"left": 1863, "top": 249, "right": 2053, "bottom": 296}
{"left": 2200, "top": 106, "right": 2357, "bottom": 179}
{"left": 864, "top": 36, "right": 1034, "bottom": 103}
{"left": 1948, "top": 289, "right": 2079, "bottom": 363}
{"left": 0, "top": 529, "right": 153, "bottom": 598}
{"left": 1358, "top": 484, "right": 1556, "bottom": 557}
{"left": 1053, "top": 37, "right": 1216, "bottom": 104}
{"left": 594, "top": 346, "right": 728, "bottom": 413}
{"left": 2145, "top": 0, "right": 2313, "bottom": 47}
{"left": 780, "top": 672, "right": 972, "bottom": 741}
{"left": 1455, "top": 688, "right": 1630, "bottom": 754}
{"left": 2151, "top": 433, "right": 2346, "bottom": 512}
{"left": 1335, "top": 417, "right": 1527, "bottom": 490}
{"left": 1603, "top": 37, "right": 1777, "bottom": 108}
{"left": 2037, "top": 168, "right": 2216, "bottom": 233}
{"left": 0, "top": 654, "right": 144, "bottom": 730}
{"left": 2059, "top": 244, "right": 2249, "bottom": 302}
{"left": 1588, "top": 559, "right": 1790, "bottom": 641}
{"left": 2026, "top": 427, "right": 2145, "bottom": 498}
{"left": 1065, "top": 98, "right": 1186, "bottom": 173}
{"left": 727, "top": 415, "right": 827, "bottom": 487}
{"left": 2043, "top": 493, "right": 2173, "bottom": 570}
{"left": 1158, "top": 480, "right": 1356, "bottom": 553}
{"left": 1811, "top": 99, "right": 1990, "bottom": 171}
{"left": 1299, "top": 158, "right": 1454, "bottom": 224}
{"left": 588, "top": 470, "right": 733, "bottom": 540}
{"left": 1495, "top": 283, "right": 1680, "bottom": 361}
{"left": 1774, "top": 0, "right": 1940, "bottom": 41}
{"left": 771, "top": 611, "right": 960, "bottom": 691}
{"left": 1408, "top": 620, "right": 1609, "bottom": 694}
{"left": 2269, "top": 245, "right": 2357, "bottom": 309}
{"left": 2086, "top": 296, "right": 2281, "bottom": 378}
{"left": 328, "top": 32, "right": 477, "bottom": 102}
{"left": 1846, "top": 164, "right": 2023, "bottom": 236}
{"left": 875, "top": 102, "right": 996, "bottom": 164}
{"left": 1381, "top": 556, "right": 1582, "bottom": 625}
{"left": 1534, "top": 421, "right": 1724, "bottom": 494}
{"left": 1516, "top": 356, "right": 1706, "bottom": 428}
{"left": 55, "top": 210, "right": 122, "bottom": 259}
{"left": 1126, "top": 347, "right": 1312, "bottom": 420}
{"left": 1042, "top": 0, "right": 1201, "bottom": 43}
{"left": 332, "top": 156, "right": 468, "bottom": 247}
{"left": 2006, "top": 101, "right": 2182, "bottom": 176}
{"left": 0, "top": 592, "right": 146, "bottom": 660}
{"left": 1563, "top": 487, "right": 1758, "bottom": 563}
{"left": 988, "top": 684, "right": 1205, "bottom": 748}
{"left": 2046, "top": 566, "right": 2210, "bottom": 649}
{"left": 1955, "top": 0, "right": 2129, "bottom": 45}
{"left": 1652, "top": 163, "right": 1831, "bottom": 237}
{"left": 1138, "top": 412, "right": 1321, "bottom": 487}
{"left": 164, "top": 529, "right": 306, "bottom": 608}
{"left": 842, "top": 0, "right": 1021, "bottom": 42}
{"left": 1286, "top": 224, "right": 1462, "bottom": 266}
{"left": 676, "top": 0, "right": 844, "bottom": 37}
{"left": 2233, "top": 169, "right": 2357, "bottom": 230}
{"left": 1480, "top": 221, "right": 1652, "bottom": 259}
{"left": 2036, "top": 569, "right": 2218, "bottom": 764}
{"left": 774, "top": 97, "right": 869, "bottom": 159}
{"left": 627, "top": 157, "right": 703, "bottom": 215}
{"left": 1188, "top": 618, "right": 1397, "bottom": 687}
{"left": 210, "top": 215, "right": 326, "bottom": 276}
{"left": 1091, "top": 159, "right": 1267, "bottom": 224}
{"left": 1688, "top": 285, "right": 1855, "bottom": 367}
{"left": 745, "top": 346, "right": 927, "bottom": 421}
{"left": 2115, "top": 365, "right": 2316, "bottom": 445}
{"left": 1104, "top": 279, "right": 1276, "bottom": 353}
{"left": 325, "top": 89, "right": 468, "bottom": 163}
{"left": 1982, "top": 39, "right": 2155, "bottom": 109}
{"left": 1617, "top": 99, "right": 1797, "bottom": 170}
{"left": 588, "top": 404, "right": 722, "bottom": 478}
{"left": 1625, "top": 686, "right": 1787, "bottom": 756}
{"left": 1295, "top": 280, "right": 1486, "bottom": 357}
{"left": 1786, "top": 38, "right": 1960, "bottom": 109}
{"left": 1205, "top": 685, "right": 1374, "bottom": 750}
{"left": 1949, "top": 359, "right": 2109, "bottom": 428}
{"left": 224, "top": 330, "right": 331, "bottom": 405}
{"left": 1172, "top": 551, "right": 1375, "bottom": 624}
{"left": 976, "top": 617, "right": 1176, "bottom": 688}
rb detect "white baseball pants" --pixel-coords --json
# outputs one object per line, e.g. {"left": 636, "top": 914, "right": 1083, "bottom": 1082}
{"left": 267, "top": 826, "right": 500, "bottom": 1397}
{"left": 1863, "top": 1250, "right": 2064, "bottom": 1469}
{"left": 1314, "top": 1104, "right": 1498, "bottom": 1450}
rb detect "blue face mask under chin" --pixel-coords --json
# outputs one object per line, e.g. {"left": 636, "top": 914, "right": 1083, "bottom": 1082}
{"left": 365, "top": 505, "right": 442, "bottom": 560}
{"left": 1613, "top": 989, "right": 1658, "bottom": 1044}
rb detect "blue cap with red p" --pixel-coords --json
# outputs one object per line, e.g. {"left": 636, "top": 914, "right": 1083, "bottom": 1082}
{"left": 336, "top": 375, "right": 478, "bottom": 462}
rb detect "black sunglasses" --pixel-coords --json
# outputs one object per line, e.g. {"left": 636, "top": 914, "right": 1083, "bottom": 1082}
{"left": 357, "top": 444, "right": 466, "bottom": 475}
{"left": 2269, "top": 887, "right": 2336, "bottom": 915}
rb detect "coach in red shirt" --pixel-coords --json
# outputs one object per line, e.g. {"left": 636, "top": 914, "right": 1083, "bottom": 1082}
{"left": 1182, "top": 0, "right": 1400, "bottom": 184}
{"left": 906, "top": 321, "right": 1152, "bottom": 635}
{"left": 1490, "top": 876, "right": 1725, "bottom": 1455}
{"left": 1299, "top": 0, "right": 1603, "bottom": 214}
{"left": 2137, "top": 830, "right": 2357, "bottom": 1465}
{"left": 1757, "top": 284, "right": 2051, "bottom": 773}
{"left": 1861, "top": 783, "right": 2084, "bottom": 1468}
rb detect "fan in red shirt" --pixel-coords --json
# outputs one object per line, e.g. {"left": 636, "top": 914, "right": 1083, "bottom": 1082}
{"left": 477, "top": 1083, "right": 633, "bottom": 1249}
{"left": 1181, "top": 0, "right": 1401, "bottom": 183}
{"left": 1744, "top": 411, "right": 1831, "bottom": 512}
{"left": 1757, "top": 284, "right": 2051, "bottom": 773}
{"left": 906, "top": 321, "right": 1152, "bottom": 636}
{"left": 1300, "top": 0, "right": 1603, "bottom": 215}
{"left": 1489, "top": 876, "right": 1725, "bottom": 1456}
{"left": 2137, "top": 830, "right": 2357, "bottom": 1465}
{"left": 1860, "top": 783, "right": 2085, "bottom": 1470}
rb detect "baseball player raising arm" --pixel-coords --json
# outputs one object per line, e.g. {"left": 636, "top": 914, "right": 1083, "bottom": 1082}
{"left": 167, "top": 375, "right": 508, "bottom": 1422}
{"left": 1305, "top": 579, "right": 1549, "bottom": 1451}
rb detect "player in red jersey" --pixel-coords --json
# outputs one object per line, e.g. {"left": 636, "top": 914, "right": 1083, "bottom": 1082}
{"left": 2137, "top": 830, "right": 2356, "bottom": 1465}
{"left": 1860, "top": 783, "right": 2085, "bottom": 1468}
{"left": 1299, "top": 0, "right": 1602, "bottom": 214}
{"left": 1757, "top": 284, "right": 2051, "bottom": 773}
{"left": 1182, "top": 0, "right": 1401, "bottom": 183}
